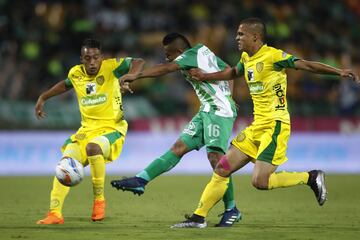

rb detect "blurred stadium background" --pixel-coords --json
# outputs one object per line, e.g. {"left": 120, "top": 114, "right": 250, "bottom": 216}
{"left": 1, "top": 1, "right": 360, "bottom": 240}
{"left": 0, "top": 0, "right": 360, "bottom": 175}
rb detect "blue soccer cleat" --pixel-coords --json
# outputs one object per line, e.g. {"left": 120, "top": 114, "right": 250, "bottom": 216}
{"left": 215, "top": 207, "right": 242, "bottom": 227}
{"left": 111, "top": 176, "right": 148, "bottom": 196}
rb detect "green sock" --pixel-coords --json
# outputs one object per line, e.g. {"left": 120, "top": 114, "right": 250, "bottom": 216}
{"left": 222, "top": 176, "right": 235, "bottom": 210}
{"left": 136, "top": 150, "right": 181, "bottom": 181}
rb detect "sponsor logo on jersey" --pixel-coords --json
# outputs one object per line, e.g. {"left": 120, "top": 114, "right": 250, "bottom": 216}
{"left": 247, "top": 68, "right": 255, "bottom": 81}
{"left": 273, "top": 83, "right": 286, "bottom": 110}
{"left": 256, "top": 62, "right": 264, "bottom": 73}
{"left": 248, "top": 81, "right": 264, "bottom": 94}
{"left": 183, "top": 122, "right": 196, "bottom": 136}
{"left": 80, "top": 94, "right": 107, "bottom": 106}
{"left": 86, "top": 83, "right": 96, "bottom": 95}
{"left": 96, "top": 76, "right": 105, "bottom": 85}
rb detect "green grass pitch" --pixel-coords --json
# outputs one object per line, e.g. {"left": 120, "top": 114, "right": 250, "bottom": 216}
{"left": 0, "top": 175, "right": 359, "bottom": 240}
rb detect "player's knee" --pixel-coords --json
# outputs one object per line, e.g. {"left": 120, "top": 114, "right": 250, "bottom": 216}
{"left": 207, "top": 152, "right": 222, "bottom": 169}
{"left": 170, "top": 140, "right": 188, "bottom": 157}
{"left": 86, "top": 142, "right": 103, "bottom": 156}
{"left": 214, "top": 163, "right": 231, "bottom": 177}
{"left": 251, "top": 176, "right": 269, "bottom": 190}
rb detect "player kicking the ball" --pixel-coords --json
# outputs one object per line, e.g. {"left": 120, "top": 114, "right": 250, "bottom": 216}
{"left": 111, "top": 33, "right": 241, "bottom": 227}
{"left": 171, "top": 18, "right": 359, "bottom": 228}
{"left": 35, "top": 39, "right": 144, "bottom": 224}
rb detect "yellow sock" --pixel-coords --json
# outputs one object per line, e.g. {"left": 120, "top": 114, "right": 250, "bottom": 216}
{"left": 88, "top": 154, "right": 106, "bottom": 201}
{"left": 268, "top": 171, "right": 309, "bottom": 189}
{"left": 50, "top": 177, "right": 70, "bottom": 217}
{"left": 194, "top": 173, "right": 229, "bottom": 217}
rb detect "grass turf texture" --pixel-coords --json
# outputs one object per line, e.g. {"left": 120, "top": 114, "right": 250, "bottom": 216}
{"left": 0, "top": 175, "right": 359, "bottom": 240}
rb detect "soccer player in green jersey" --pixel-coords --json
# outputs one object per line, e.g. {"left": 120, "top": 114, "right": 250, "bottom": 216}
{"left": 171, "top": 18, "right": 359, "bottom": 228}
{"left": 111, "top": 33, "right": 241, "bottom": 227}
{"left": 35, "top": 39, "right": 145, "bottom": 224}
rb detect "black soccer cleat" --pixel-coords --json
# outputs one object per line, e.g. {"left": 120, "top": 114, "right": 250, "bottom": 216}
{"left": 307, "top": 170, "right": 327, "bottom": 206}
{"left": 110, "top": 176, "right": 148, "bottom": 196}
{"left": 215, "top": 207, "right": 242, "bottom": 227}
{"left": 171, "top": 214, "right": 207, "bottom": 228}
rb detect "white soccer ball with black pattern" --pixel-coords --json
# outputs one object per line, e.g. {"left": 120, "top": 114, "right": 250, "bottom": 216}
{"left": 55, "top": 157, "right": 84, "bottom": 187}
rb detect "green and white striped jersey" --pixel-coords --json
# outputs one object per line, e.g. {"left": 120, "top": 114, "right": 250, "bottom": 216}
{"left": 175, "top": 44, "right": 237, "bottom": 118}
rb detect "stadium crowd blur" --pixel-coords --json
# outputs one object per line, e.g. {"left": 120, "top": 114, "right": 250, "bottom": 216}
{"left": 1, "top": 0, "right": 360, "bottom": 129}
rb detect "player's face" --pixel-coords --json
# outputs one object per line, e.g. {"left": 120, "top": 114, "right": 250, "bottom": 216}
{"left": 164, "top": 45, "right": 181, "bottom": 62}
{"left": 81, "top": 47, "right": 103, "bottom": 75}
{"left": 236, "top": 24, "right": 253, "bottom": 52}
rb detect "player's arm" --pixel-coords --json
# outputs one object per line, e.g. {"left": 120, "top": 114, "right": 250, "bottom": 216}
{"left": 121, "top": 58, "right": 146, "bottom": 93}
{"left": 294, "top": 60, "right": 359, "bottom": 83}
{"left": 35, "top": 80, "right": 72, "bottom": 119}
{"left": 189, "top": 66, "right": 238, "bottom": 82}
{"left": 120, "top": 62, "right": 180, "bottom": 83}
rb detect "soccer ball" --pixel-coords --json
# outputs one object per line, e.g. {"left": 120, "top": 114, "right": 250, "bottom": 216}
{"left": 55, "top": 157, "right": 84, "bottom": 187}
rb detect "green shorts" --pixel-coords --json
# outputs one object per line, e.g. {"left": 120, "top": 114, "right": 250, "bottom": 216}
{"left": 179, "top": 111, "right": 235, "bottom": 154}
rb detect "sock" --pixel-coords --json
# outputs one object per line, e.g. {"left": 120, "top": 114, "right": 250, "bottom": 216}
{"left": 222, "top": 176, "right": 235, "bottom": 210}
{"left": 268, "top": 171, "right": 309, "bottom": 189}
{"left": 88, "top": 154, "right": 106, "bottom": 201}
{"left": 50, "top": 177, "right": 70, "bottom": 217}
{"left": 194, "top": 173, "right": 229, "bottom": 217}
{"left": 137, "top": 150, "right": 181, "bottom": 181}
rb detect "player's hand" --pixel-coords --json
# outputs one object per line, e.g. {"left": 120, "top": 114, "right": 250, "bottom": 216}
{"left": 188, "top": 68, "right": 205, "bottom": 81}
{"left": 119, "top": 73, "right": 139, "bottom": 83}
{"left": 35, "top": 96, "right": 47, "bottom": 119}
{"left": 120, "top": 80, "right": 134, "bottom": 94}
{"left": 340, "top": 69, "right": 360, "bottom": 84}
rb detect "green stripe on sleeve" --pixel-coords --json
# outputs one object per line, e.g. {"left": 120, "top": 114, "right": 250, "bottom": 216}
{"left": 236, "top": 62, "right": 244, "bottom": 75}
{"left": 64, "top": 78, "right": 73, "bottom": 88}
{"left": 274, "top": 56, "right": 299, "bottom": 70}
{"left": 113, "top": 57, "right": 132, "bottom": 78}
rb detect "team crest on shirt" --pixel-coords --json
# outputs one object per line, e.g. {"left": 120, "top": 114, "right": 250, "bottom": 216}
{"left": 75, "top": 133, "right": 86, "bottom": 140}
{"left": 256, "top": 62, "right": 264, "bottom": 73}
{"left": 236, "top": 132, "right": 246, "bottom": 142}
{"left": 247, "top": 68, "right": 255, "bottom": 81}
{"left": 86, "top": 83, "right": 96, "bottom": 95}
{"left": 96, "top": 75, "right": 104, "bottom": 85}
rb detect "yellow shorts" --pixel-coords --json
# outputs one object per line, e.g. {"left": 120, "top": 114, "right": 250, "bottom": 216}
{"left": 61, "top": 127, "right": 126, "bottom": 166}
{"left": 231, "top": 121, "right": 290, "bottom": 166}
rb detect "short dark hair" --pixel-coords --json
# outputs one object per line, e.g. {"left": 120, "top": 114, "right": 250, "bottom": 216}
{"left": 240, "top": 18, "right": 266, "bottom": 42}
{"left": 82, "top": 38, "right": 102, "bottom": 50}
{"left": 162, "top": 33, "right": 191, "bottom": 49}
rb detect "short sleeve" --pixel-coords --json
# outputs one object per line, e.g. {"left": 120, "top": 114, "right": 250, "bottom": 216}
{"left": 216, "top": 56, "right": 228, "bottom": 71}
{"left": 236, "top": 61, "right": 244, "bottom": 75}
{"left": 113, "top": 57, "right": 133, "bottom": 78}
{"left": 174, "top": 48, "right": 198, "bottom": 70}
{"left": 64, "top": 78, "right": 73, "bottom": 88}
{"left": 273, "top": 49, "right": 299, "bottom": 70}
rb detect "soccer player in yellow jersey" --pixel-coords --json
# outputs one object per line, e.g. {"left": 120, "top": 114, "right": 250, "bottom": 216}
{"left": 35, "top": 39, "right": 145, "bottom": 224}
{"left": 171, "top": 18, "right": 359, "bottom": 228}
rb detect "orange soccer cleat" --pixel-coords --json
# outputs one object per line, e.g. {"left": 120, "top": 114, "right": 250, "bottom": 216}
{"left": 36, "top": 212, "right": 64, "bottom": 225}
{"left": 91, "top": 199, "right": 106, "bottom": 221}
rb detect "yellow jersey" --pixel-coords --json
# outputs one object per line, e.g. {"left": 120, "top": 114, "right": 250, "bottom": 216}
{"left": 65, "top": 58, "right": 132, "bottom": 135}
{"left": 237, "top": 45, "right": 298, "bottom": 125}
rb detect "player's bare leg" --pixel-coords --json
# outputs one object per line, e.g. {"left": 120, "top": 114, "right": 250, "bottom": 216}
{"left": 111, "top": 139, "right": 190, "bottom": 195}
{"left": 172, "top": 146, "right": 250, "bottom": 228}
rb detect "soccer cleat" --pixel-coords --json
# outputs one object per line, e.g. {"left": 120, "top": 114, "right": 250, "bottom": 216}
{"left": 170, "top": 214, "right": 207, "bottom": 228}
{"left": 91, "top": 199, "right": 105, "bottom": 221}
{"left": 110, "top": 177, "right": 148, "bottom": 196}
{"left": 215, "top": 207, "right": 242, "bottom": 227}
{"left": 36, "top": 212, "right": 64, "bottom": 225}
{"left": 307, "top": 170, "right": 327, "bottom": 206}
